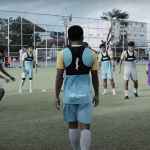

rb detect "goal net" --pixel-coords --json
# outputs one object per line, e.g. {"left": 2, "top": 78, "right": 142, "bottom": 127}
{"left": 35, "top": 48, "right": 58, "bottom": 67}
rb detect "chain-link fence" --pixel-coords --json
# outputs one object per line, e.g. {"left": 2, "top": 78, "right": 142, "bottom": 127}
{"left": 0, "top": 10, "right": 150, "bottom": 67}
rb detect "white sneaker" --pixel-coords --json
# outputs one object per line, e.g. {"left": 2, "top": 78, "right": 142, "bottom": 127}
{"left": 112, "top": 89, "right": 116, "bottom": 95}
{"left": 18, "top": 88, "right": 22, "bottom": 94}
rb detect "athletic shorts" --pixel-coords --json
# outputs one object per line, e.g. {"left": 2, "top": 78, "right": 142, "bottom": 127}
{"left": 63, "top": 103, "right": 93, "bottom": 124}
{"left": 101, "top": 71, "right": 113, "bottom": 80}
{"left": 124, "top": 69, "right": 137, "bottom": 81}
{"left": 22, "top": 61, "right": 33, "bottom": 79}
{"left": 22, "top": 68, "right": 33, "bottom": 79}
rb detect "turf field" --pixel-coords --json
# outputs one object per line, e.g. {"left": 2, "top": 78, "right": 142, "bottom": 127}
{"left": 0, "top": 65, "right": 150, "bottom": 150}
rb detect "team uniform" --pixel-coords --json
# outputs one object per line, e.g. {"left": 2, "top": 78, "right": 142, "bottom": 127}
{"left": 98, "top": 50, "right": 113, "bottom": 80}
{"left": 21, "top": 52, "right": 34, "bottom": 80}
{"left": 56, "top": 45, "right": 98, "bottom": 124}
{"left": 19, "top": 50, "right": 34, "bottom": 93}
{"left": 147, "top": 62, "right": 150, "bottom": 86}
{"left": 121, "top": 50, "right": 137, "bottom": 81}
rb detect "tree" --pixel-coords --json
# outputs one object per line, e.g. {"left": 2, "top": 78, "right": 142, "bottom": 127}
{"left": 101, "top": 9, "right": 129, "bottom": 49}
{"left": 0, "top": 17, "right": 43, "bottom": 53}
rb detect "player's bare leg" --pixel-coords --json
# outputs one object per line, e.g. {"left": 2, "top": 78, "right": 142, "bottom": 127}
{"left": 133, "top": 80, "right": 138, "bottom": 97}
{"left": 103, "top": 79, "right": 107, "bottom": 95}
{"left": 0, "top": 88, "right": 5, "bottom": 101}
{"left": 110, "top": 79, "right": 116, "bottom": 95}
{"left": 124, "top": 80, "right": 129, "bottom": 99}
{"left": 69, "top": 122, "right": 80, "bottom": 150}
{"left": 19, "top": 78, "right": 26, "bottom": 93}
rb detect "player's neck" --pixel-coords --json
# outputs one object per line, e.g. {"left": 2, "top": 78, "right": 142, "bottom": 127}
{"left": 70, "top": 41, "right": 82, "bottom": 47}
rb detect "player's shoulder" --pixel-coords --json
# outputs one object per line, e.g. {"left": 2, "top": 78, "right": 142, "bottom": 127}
{"left": 57, "top": 50, "right": 63, "bottom": 59}
{"left": 84, "top": 47, "right": 97, "bottom": 58}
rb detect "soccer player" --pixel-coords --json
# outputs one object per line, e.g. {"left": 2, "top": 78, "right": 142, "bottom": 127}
{"left": 19, "top": 47, "right": 35, "bottom": 93}
{"left": 0, "top": 50, "right": 15, "bottom": 101}
{"left": 55, "top": 25, "right": 99, "bottom": 150}
{"left": 146, "top": 50, "right": 150, "bottom": 86}
{"left": 120, "top": 41, "right": 138, "bottom": 99}
{"left": 98, "top": 42, "right": 116, "bottom": 95}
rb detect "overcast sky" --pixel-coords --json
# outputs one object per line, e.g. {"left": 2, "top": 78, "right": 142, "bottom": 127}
{"left": 0, "top": 0, "right": 150, "bottom": 23}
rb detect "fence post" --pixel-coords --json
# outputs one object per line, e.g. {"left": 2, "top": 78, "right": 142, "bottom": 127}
{"left": 7, "top": 17, "right": 10, "bottom": 57}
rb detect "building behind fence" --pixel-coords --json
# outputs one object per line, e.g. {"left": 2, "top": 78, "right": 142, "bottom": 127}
{"left": 0, "top": 10, "right": 150, "bottom": 67}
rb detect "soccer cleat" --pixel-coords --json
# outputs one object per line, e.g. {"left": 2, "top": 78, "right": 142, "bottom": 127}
{"left": 124, "top": 96, "right": 129, "bottom": 100}
{"left": 134, "top": 92, "right": 138, "bottom": 97}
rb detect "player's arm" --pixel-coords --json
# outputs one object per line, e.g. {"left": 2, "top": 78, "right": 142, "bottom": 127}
{"left": 119, "top": 51, "right": 125, "bottom": 73}
{"left": 91, "top": 53, "right": 99, "bottom": 107}
{"left": 0, "top": 74, "right": 9, "bottom": 82}
{"left": 33, "top": 50, "right": 36, "bottom": 68}
{"left": 55, "top": 51, "right": 64, "bottom": 110}
{"left": 0, "top": 64, "right": 15, "bottom": 81}
{"left": 146, "top": 63, "right": 148, "bottom": 75}
{"left": 55, "top": 69, "right": 64, "bottom": 110}
{"left": 97, "top": 52, "right": 101, "bottom": 69}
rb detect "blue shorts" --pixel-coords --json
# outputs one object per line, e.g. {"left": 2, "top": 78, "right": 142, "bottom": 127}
{"left": 22, "top": 69, "right": 33, "bottom": 79}
{"left": 63, "top": 103, "right": 93, "bottom": 124}
{"left": 101, "top": 71, "right": 113, "bottom": 80}
{"left": 22, "top": 61, "right": 33, "bottom": 79}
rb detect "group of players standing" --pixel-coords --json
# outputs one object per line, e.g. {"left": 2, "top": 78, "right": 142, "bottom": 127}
{"left": 98, "top": 40, "right": 138, "bottom": 99}
{"left": 18, "top": 39, "right": 140, "bottom": 100}
{"left": 54, "top": 25, "right": 149, "bottom": 150}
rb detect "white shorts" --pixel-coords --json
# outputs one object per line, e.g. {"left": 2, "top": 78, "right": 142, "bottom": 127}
{"left": 124, "top": 69, "right": 137, "bottom": 81}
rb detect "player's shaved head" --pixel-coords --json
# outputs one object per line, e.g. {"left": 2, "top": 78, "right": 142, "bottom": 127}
{"left": 128, "top": 41, "right": 135, "bottom": 47}
{"left": 68, "top": 25, "right": 83, "bottom": 42}
{"left": 99, "top": 42, "right": 106, "bottom": 49}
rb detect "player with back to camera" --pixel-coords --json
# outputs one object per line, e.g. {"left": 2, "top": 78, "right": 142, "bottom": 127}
{"left": 55, "top": 25, "right": 99, "bottom": 150}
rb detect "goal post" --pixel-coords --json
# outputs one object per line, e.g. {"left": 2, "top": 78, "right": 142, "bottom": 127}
{"left": 35, "top": 48, "right": 61, "bottom": 67}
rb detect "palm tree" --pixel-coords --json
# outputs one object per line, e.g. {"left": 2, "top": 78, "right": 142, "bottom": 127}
{"left": 101, "top": 9, "right": 129, "bottom": 49}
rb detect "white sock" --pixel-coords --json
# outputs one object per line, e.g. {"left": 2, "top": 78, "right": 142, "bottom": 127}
{"left": 125, "top": 90, "right": 128, "bottom": 96}
{"left": 103, "top": 89, "right": 107, "bottom": 94}
{"left": 80, "top": 129, "right": 91, "bottom": 150}
{"left": 69, "top": 129, "right": 80, "bottom": 150}
{"left": 134, "top": 88, "right": 137, "bottom": 93}
{"left": 19, "top": 80, "right": 24, "bottom": 93}
{"left": 29, "top": 80, "right": 32, "bottom": 93}
{"left": 112, "top": 88, "right": 116, "bottom": 95}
